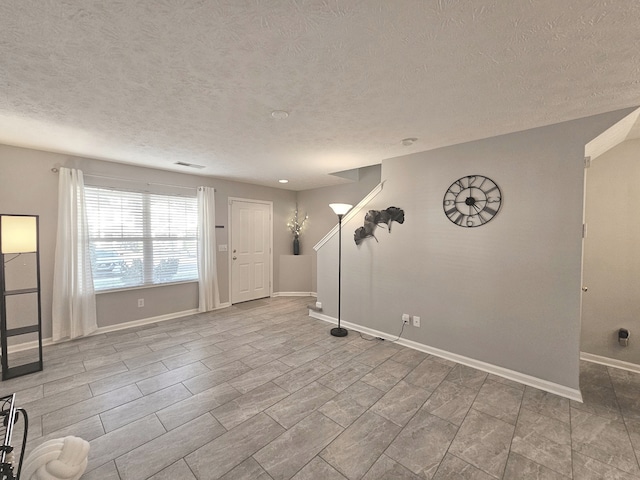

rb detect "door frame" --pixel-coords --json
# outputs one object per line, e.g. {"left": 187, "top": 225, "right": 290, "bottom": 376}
{"left": 579, "top": 155, "right": 588, "bottom": 354}
{"left": 579, "top": 107, "right": 640, "bottom": 370}
{"left": 228, "top": 197, "right": 273, "bottom": 304}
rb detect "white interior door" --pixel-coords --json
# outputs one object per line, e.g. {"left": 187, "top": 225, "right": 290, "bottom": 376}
{"left": 230, "top": 199, "right": 271, "bottom": 304}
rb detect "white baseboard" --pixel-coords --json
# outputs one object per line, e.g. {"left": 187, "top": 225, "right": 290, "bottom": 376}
{"left": 309, "top": 310, "right": 583, "bottom": 402}
{"left": 272, "top": 292, "right": 317, "bottom": 297}
{"left": 7, "top": 304, "right": 232, "bottom": 354}
{"left": 93, "top": 308, "right": 201, "bottom": 335}
{"left": 7, "top": 337, "right": 55, "bottom": 354}
{"left": 580, "top": 351, "right": 640, "bottom": 373}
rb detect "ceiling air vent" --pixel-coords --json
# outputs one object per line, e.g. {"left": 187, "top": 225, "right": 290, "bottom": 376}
{"left": 174, "top": 161, "right": 205, "bottom": 169}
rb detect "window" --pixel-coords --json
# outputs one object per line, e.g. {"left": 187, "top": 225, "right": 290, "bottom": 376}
{"left": 85, "top": 186, "right": 198, "bottom": 291}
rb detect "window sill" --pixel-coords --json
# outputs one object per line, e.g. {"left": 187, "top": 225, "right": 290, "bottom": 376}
{"left": 95, "top": 280, "right": 198, "bottom": 295}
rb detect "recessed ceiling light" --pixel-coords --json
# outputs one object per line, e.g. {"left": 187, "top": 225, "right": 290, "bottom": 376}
{"left": 271, "top": 110, "right": 289, "bottom": 119}
{"left": 279, "top": 179, "right": 289, "bottom": 184}
{"left": 401, "top": 137, "right": 418, "bottom": 146}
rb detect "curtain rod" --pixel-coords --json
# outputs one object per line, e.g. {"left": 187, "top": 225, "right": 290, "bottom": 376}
{"left": 51, "top": 167, "right": 214, "bottom": 191}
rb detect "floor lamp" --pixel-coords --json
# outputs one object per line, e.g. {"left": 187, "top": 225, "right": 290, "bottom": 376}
{"left": 0, "top": 214, "right": 43, "bottom": 380}
{"left": 329, "top": 203, "right": 352, "bottom": 337}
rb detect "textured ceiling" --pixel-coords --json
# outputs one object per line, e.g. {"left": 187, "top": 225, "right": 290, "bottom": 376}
{"left": 1, "top": 1, "right": 639, "bottom": 190}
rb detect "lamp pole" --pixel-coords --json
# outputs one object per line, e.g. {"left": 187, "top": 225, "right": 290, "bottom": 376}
{"left": 329, "top": 203, "right": 352, "bottom": 337}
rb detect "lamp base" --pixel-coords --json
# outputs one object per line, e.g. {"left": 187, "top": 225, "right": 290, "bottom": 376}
{"left": 330, "top": 327, "right": 348, "bottom": 337}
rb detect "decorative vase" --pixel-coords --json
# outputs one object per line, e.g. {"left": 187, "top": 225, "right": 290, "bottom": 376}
{"left": 293, "top": 236, "right": 300, "bottom": 255}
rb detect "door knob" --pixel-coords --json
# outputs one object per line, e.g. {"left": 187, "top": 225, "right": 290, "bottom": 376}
{"left": 233, "top": 256, "right": 237, "bottom": 260}
{"left": 582, "top": 286, "right": 588, "bottom": 292}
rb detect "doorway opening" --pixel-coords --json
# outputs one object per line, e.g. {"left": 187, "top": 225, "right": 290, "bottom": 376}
{"left": 581, "top": 107, "right": 640, "bottom": 369}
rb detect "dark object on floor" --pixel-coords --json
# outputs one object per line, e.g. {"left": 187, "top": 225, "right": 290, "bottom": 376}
{"left": 0, "top": 393, "right": 29, "bottom": 479}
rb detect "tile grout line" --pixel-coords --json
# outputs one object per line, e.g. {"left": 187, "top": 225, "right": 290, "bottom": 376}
{"left": 607, "top": 366, "right": 640, "bottom": 477}
{"left": 10, "top": 298, "right": 635, "bottom": 480}
{"left": 358, "top": 357, "right": 455, "bottom": 480}
{"left": 500, "top": 379, "right": 525, "bottom": 480}
{"left": 430, "top": 374, "right": 490, "bottom": 479}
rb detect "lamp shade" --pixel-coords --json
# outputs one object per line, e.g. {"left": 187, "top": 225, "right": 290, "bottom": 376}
{"left": 329, "top": 203, "right": 353, "bottom": 216}
{"left": 1, "top": 215, "right": 38, "bottom": 254}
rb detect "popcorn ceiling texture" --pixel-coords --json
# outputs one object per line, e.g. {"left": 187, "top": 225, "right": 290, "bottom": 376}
{"left": 0, "top": 0, "right": 639, "bottom": 189}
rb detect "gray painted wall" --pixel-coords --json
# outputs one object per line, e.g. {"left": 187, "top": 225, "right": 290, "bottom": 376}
{"left": 0, "top": 145, "right": 297, "bottom": 338}
{"left": 1, "top": 147, "right": 60, "bottom": 341}
{"left": 278, "top": 255, "right": 312, "bottom": 294}
{"left": 296, "top": 164, "right": 381, "bottom": 292}
{"left": 316, "top": 110, "right": 633, "bottom": 391}
{"left": 582, "top": 139, "right": 640, "bottom": 364}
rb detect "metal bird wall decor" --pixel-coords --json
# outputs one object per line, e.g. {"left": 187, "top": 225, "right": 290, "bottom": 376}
{"left": 354, "top": 206, "right": 405, "bottom": 245}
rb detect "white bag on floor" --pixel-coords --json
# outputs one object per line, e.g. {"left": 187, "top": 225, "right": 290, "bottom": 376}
{"left": 20, "top": 436, "right": 89, "bottom": 480}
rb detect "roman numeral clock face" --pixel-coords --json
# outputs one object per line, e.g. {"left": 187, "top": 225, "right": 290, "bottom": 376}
{"left": 443, "top": 175, "right": 502, "bottom": 227}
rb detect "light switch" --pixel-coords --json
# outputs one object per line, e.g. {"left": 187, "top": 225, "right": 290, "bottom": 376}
{"left": 218, "top": 244, "right": 228, "bottom": 251}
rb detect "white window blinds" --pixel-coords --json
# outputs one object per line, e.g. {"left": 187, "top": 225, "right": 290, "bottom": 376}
{"left": 85, "top": 186, "right": 198, "bottom": 291}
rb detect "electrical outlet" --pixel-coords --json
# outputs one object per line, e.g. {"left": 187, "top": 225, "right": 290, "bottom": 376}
{"left": 137, "top": 298, "right": 144, "bottom": 308}
{"left": 413, "top": 315, "right": 421, "bottom": 327}
{"left": 402, "top": 313, "right": 410, "bottom": 325}
{"left": 316, "top": 301, "right": 322, "bottom": 309}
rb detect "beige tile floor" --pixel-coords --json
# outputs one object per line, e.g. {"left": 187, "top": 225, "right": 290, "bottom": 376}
{"left": 1, "top": 296, "right": 639, "bottom": 479}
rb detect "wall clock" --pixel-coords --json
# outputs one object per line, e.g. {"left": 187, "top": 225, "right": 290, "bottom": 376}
{"left": 443, "top": 175, "right": 502, "bottom": 227}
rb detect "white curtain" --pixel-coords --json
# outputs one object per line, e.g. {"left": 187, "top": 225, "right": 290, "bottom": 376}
{"left": 52, "top": 167, "right": 97, "bottom": 341}
{"left": 197, "top": 186, "right": 220, "bottom": 311}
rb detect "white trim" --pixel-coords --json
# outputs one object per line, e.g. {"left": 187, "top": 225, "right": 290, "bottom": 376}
{"left": 95, "top": 280, "right": 198, "bottom": 295}
{"left": 309, "top": 310, "right": 583, "bottom": 402}
{"left": 272, "top": 292, "right": 317, "bottom": 297}
{"left": 314, "top": 182, "right": 384, "bottom": 251}
{"left": 7, "top": 304, "right": 231, "bottom": 354}
{"left": 94, "top": 308, "right": 200, "bottom": 335}
{"left": 580, "top": 351, "right": 640, "bottom": 373}
{"left": 7, "top": 337, "right": 55, "bottom": 354}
